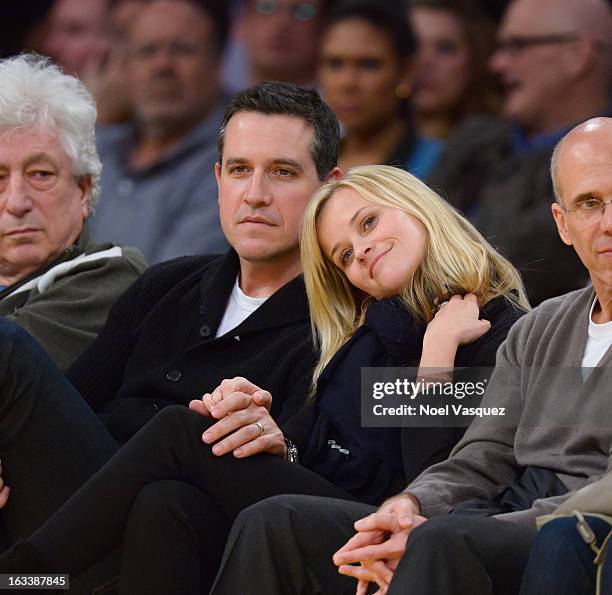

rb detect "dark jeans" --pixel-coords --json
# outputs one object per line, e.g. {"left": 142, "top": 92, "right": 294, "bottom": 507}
{"left": 0, "top": 319, "right": 121, "bottom": 594}
{"left": 10, "top": 403, "right": 352, "bottom": 594}
{"left": 0, "top": 318, "right": 119, "bottom": 543}
{"left": 519, "top": 515, "right": 612, "bottom": 595}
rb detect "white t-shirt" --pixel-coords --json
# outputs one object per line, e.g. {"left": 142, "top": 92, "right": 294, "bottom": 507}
{"left": 215, "top": 277, "right": 267, "bottom": 338}
{"left": 581, "top": 298, "right": 612, "bottom": 373}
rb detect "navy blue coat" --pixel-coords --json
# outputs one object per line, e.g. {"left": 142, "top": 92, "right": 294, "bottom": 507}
{"left": 284, "top": 296, "right": 523, "bottom": 505}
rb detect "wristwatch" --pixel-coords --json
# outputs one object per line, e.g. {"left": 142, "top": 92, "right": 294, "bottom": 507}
{"left": 284, "top": 438, "right": 299, "bottom": 463}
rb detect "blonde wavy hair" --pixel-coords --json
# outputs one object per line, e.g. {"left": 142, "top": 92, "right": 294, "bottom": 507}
{"left": 301, "top": 165, "right": 530, "bottom": 386}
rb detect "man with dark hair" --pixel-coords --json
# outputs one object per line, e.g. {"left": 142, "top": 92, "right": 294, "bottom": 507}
{"left": 218, "top": 81, "right": 340, "bottom": 181}
{"left": 90, "top": 0, "right": 232, "bottom": 263}
{"left": 0, "top": 81, "right": 341, "bottom": 591}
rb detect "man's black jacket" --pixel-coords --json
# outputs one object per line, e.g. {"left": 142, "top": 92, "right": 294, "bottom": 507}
{"left": 67, "top": 251, "right": 317, "bottom": 444}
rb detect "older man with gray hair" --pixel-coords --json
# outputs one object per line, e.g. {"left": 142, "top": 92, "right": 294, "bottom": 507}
{"left": 0, "top": 54, "right": 146, "bottom": 371}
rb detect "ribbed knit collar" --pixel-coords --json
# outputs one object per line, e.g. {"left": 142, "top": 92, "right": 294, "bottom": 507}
{"left": 199, "top": 249, "right": 310, "bottom": 338}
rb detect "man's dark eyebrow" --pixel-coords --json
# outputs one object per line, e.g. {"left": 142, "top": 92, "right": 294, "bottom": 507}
{"left": 330, "top": 206, "right": 367, "bottom": 260}
{"left": 271, "top": 159, "right": 303, "bottom": 172}
{"left": 225, "top": 158, "right": 248, "bottom": 167}
{"left": 224, "top": 158, "right": 304, "bottom": 170}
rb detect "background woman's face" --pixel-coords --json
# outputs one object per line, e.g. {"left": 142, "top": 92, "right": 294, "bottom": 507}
{"left": 318, "top": 19, "right": 408, "bottom": 134}
{"left": 317, "top": 187, "right": 427, "bottom": 300}
{"left": 410, "top": 7, "right": 471, "bottom": 118}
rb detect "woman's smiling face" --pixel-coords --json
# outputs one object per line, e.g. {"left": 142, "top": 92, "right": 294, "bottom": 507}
{"left": 316, "top": 187, "right": 428, "bottom": 299}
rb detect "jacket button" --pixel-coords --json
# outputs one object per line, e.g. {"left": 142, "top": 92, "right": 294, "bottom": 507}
{"left": 199, "top": 324, "right": 211, "bottom": 338}
{"left": 166, "top": 370, "right": 182, "bottom": 382}
{"left": 148, "top": 402, "right": 160, "bottom": 413}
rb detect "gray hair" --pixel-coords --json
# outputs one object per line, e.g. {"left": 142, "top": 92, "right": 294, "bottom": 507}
{"left": 0, "top": 54, "right": 102, "bottom": 212}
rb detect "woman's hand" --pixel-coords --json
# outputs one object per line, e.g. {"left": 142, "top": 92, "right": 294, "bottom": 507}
{"left": 428, "top": 294, "right": 491, "bottom": 346}
{"left": 419, "top": 294, "right": 491, "bottom": 370}
{"left": 189, "top": 377, "right": 287, "bottom": 459}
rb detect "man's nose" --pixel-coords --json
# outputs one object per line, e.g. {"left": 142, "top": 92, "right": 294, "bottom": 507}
{"left": 3, "top": 175, "right": 33, "bottom": 216}
{"left": 243, "top": 172, "right": 272, "bottom": 207}
{"left": 149, "top": 46, "right": 176, "bottom": 72}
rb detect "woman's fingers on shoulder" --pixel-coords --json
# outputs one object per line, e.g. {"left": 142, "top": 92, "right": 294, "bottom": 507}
{"left": 464, "top": 319, "right": 491, "bottom": 343}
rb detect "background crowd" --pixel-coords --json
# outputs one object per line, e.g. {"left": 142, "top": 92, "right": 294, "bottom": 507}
{"left": 1, "top": 0, "right": 609, "bottom": 302}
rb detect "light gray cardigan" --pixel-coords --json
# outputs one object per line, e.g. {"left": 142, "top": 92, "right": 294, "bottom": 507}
{"left": 407, "top": 286, "right": 612, "bottom": 525}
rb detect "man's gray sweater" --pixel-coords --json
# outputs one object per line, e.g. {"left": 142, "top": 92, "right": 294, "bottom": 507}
{"left": 407, "top": 286, "right": 612, "bottom": 525}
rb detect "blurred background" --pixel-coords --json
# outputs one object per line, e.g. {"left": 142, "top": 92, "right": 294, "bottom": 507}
{"left": 1, "top": 0, "right": 610, "bottom": 304}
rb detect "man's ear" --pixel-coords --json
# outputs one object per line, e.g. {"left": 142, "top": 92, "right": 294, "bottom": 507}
{"left": 563, "top": 37, "right": 598, "bottom": 79}
{"left": 326, "top": 166, "right": 343, "bottom": 181}
{"left": 551, "top": 202, "right": 572, "bottom": 246}
{"left": 215, "top": 162, "right": 221, "bottom": 204}
{"left": 77, "top": 176, "right": 92, "bottom": 219}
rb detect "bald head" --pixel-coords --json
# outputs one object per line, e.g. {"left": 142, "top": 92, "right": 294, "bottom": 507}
{"left": 505, "top": 0, "right": 612, "bottom": 39}
{"left": 552, "top": 117, "right": 612, "bottom": 205}
{"left": 491, "top": 0, "right": 612, "bottom": 135}
{"left": 549, "top": 116, "right": 612, "bottom": 301}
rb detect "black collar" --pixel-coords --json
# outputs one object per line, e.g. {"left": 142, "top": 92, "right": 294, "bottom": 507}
{"left": 199, "top": 249, "right": 310, "bottom": 338}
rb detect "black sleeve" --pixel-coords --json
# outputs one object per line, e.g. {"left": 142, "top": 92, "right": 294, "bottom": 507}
{"left": 281, "top": 401, "right": 317, "bottom": 453}
{"left": 400, "top": 300, "right": 523, "bottom": 485}
{"left": 401, "top": 427, "right": 465, "bottom": 485}
{"left": 272, "top": 334, "right": 319, "bottom": 452}
{"left": 66, "top": 273, "right": 147, "bottom": 412}
{"left": 455, "top": 301, "right": 524, "bottom": 368}
{"left": 67, "top": 256, "right": 218, "bottom": 412}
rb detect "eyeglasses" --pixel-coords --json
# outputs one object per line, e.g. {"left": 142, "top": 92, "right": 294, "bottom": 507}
{"left": 253, "top": 0, "right": 319, "bottom": 22}
{"left": 562, "top": 198, "right": 612, "bottom": 228}
{"left": 495, "top": 32, "right": 580, "bottom": 55}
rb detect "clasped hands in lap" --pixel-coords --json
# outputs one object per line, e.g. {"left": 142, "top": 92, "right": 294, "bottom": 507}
{"left": 333, "top": 493, "right": 427, "bottom": 595}
{"left": 190, "top": 376, "right": 428, "bottom": 595}
{"left": 189, "top": 377, "right": 287, "bottom": 459}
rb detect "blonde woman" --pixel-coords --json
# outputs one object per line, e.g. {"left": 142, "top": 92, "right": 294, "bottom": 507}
{"left": 0, "top": 166, "right": 528, "bottom": 595}
{"left": 303, "top": 163, "right": 527, "bottom": 379}
{"left": 296, "top": 164, "right": 528, "bottom": 500}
